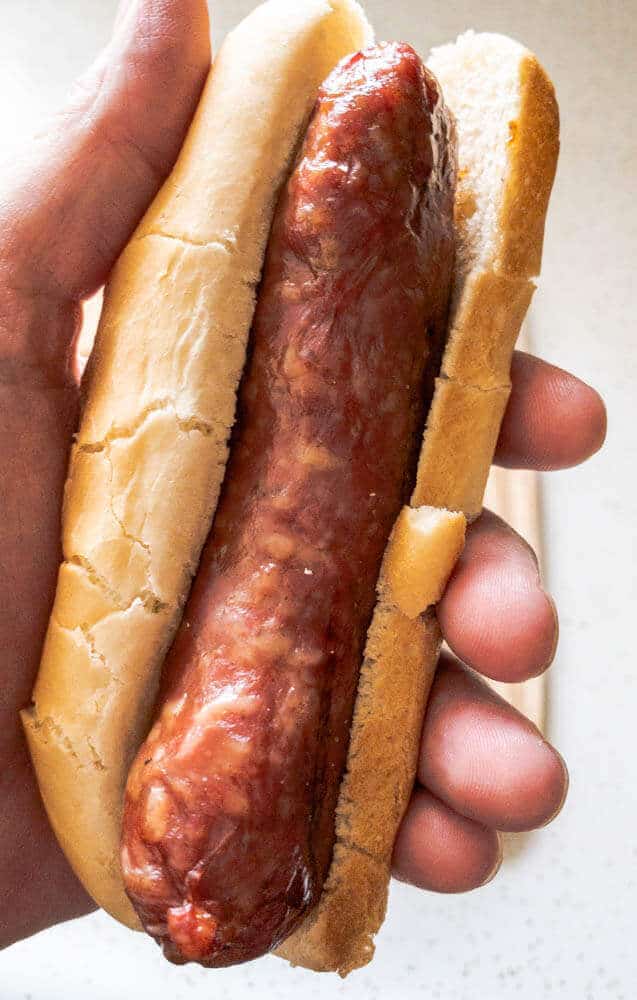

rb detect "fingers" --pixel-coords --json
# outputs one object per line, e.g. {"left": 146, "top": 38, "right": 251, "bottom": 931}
{"left": 437, "top": 509, "right": 558, "bottom": 683}
{"left": 418, "top": 655, "right": 568, "bottom": 833}
{"left": 0, "top": 0, "right": 210, "bottom": 302}
{"left": 392, "top": 787, "right": 501, "bottom": 893}
{"left": 395, "top": 657, "right": 567, "bottom": 894}
{"left": 495, "top": 351, "right": 607, "bottom": 470}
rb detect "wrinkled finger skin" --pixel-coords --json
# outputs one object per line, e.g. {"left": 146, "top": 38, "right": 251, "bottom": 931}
{"left": 438, "top": 510, "right": 558, "bottom": 682}
{"left": 391, "top": 655, "right": 568, "bottom": 893}
{"left": 121, "top": 43, "right": 456, "bottom": 968}
{"left": 392, "top": 787, "right": 502, "bottom": 893}
{"left": 495, "top": 352, "right": 606, "bottom": 470}
{"left": 418, "top": 656, "right": 568, "bottom": 832}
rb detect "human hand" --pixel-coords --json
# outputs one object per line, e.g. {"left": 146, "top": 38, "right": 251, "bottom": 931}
{"left": 0, "top": 0, "right": 606, "bottom": 950}
{"left": 0, "top": 0, "right": 211, "bottom": 947}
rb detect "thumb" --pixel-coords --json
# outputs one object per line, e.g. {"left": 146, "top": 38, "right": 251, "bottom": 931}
{"left": 0, "top": 0, "right": 210, "bottom": 303}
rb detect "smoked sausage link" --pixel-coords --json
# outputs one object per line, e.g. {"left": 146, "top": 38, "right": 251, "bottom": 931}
{"left": 121, "top": 42, "right": 456, "bottom": 967}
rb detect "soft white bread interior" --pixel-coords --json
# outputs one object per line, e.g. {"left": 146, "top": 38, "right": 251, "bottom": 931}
{"left": 21, "top": 0, "right": 372, "bottom": 929}
{"left": 277, "top": 31, "right": 559, "bottom": 974}
{"left": 415, "top": 30, "right": 560, "bottom": 514}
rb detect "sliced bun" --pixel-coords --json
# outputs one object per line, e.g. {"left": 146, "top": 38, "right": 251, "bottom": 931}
{"left": 277, "top": 31, "right": 559, "bottom": 974}
{"left": 23, "top": 11, "right": 558, "bottom": 969}
{"left": 21, "top": 0, "right": 371, "bottom": 929}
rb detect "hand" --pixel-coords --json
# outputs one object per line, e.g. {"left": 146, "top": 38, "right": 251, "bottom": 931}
{"left": 0, "top": 0, "right": 211, "bottom": 947}
{"left": 392, "top": 354, "right": 606, "bottom": 890}
{"left": 0, "top": 0, "right": 606, "bottom": 949}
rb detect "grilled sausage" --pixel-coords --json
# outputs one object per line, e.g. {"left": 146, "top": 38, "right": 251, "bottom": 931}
{"left": 121, "top": 41, "right": 456, "bottom": 967}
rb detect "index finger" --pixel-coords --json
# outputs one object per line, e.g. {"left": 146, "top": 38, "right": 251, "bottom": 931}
{"left": 494, "top": 351, "right": 607, "bottom": 470}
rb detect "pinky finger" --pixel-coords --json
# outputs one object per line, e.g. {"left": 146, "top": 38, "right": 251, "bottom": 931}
{"left": 392, "top": 787, "right": 502, "bottom": 893}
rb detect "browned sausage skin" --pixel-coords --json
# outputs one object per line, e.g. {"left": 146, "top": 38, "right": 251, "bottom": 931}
{"left": 121, "top": 42, "right": 456, "bottom": 967}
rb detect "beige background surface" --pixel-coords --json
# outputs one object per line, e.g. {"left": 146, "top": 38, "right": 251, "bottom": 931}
{"left": 0, "top": 1, "right": 635, "bottom": 998}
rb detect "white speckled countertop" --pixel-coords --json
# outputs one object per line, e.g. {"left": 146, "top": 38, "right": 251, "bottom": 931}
{"left": 1, "top": 2, "right": 634, "bottom": 997}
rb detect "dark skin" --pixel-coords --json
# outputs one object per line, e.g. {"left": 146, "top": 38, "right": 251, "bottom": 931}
{"left": 0, "top": 0, "right": 606, "bottom": 950}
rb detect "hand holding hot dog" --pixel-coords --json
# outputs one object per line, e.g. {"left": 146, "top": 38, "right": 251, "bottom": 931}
{"left": 0, "top": 0, "right": 605, "bottom": 958}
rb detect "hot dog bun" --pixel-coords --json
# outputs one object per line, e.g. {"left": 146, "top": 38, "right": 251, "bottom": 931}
{"left": 276, "top": 30, "right": 559, "bottom": 974}
{"left": 21, "top": 6, "right": 558, "bottom": 976}
{"left": 21, "top": 0, "right": 372, "bottom": 930}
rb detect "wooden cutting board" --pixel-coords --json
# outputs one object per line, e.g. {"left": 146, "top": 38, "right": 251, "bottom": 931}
{"left": 481, "top": 325, "right": 546, "bottom": 733}
{"left": 483, "top": 464, "right": 546, "bottom": 732}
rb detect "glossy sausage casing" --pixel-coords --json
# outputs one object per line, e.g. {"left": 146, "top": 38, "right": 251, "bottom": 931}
{"left": 121, "top": 42, "right": 456, "bottom": 967}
